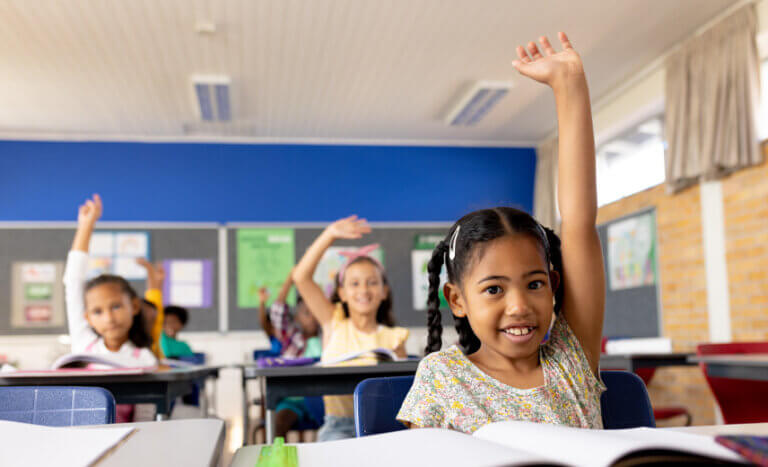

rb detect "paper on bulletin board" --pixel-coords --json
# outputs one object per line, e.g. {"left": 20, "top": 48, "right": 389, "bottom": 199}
{"left": 313, "top": 246, "right": 386, "bottom": 298}
{"left": 607, "top": 213, "right": 657, "bottom": 290}
{"left": 162, "top": 259, "right": 213, "bottom": 308}
{"left": 11, "top": 262, "right": 66, "bottom": 328}
{"left": 237, "top": 229, "right": 296, "bottom": 308}
{"left": 87, "top": 231, "right": 150, "bottom": 280}
{"left": 411, "top": 234, "right": 449, "bottom": 310}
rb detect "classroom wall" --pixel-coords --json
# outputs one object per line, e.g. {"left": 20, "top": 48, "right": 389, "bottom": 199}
{"left": 0, "top": 141, "right": 535, "bottom": 222}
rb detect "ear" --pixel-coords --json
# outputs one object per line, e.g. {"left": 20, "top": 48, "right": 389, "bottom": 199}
{"left": 131, "top": 297, "right": 141, "bottom": 316}
{"left": 443, "top": 282, "right": 466, "bottom": 318}
{"left": 549, "top": 270, "right": 560, "bottom": 293}
{"left": 83, "top": 311, "right": 95, "bottom": 327}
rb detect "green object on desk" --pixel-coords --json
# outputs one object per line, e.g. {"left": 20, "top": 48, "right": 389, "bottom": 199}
{"left": 256, "top": 437, "right": 298, "bottom": 467}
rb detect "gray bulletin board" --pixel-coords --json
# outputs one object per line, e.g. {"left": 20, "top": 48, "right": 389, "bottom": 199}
{"left": 0, "top": 224, "right": 219, "bottom": 334}
{"left": 597, "top": 208, "right": 661, "bottom": 338}
{"left": 227, "top": 224, "right": 453, "bottom": 331}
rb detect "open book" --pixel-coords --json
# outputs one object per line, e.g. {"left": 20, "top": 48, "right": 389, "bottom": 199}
{"left": 51, "top": 352, "right": 157, "bottom": 371}
{"left": 318, "top": 348, "right": 404, "bottom": 366}
{"left": 244, "top": 421, "right": 745, "bottom": 467}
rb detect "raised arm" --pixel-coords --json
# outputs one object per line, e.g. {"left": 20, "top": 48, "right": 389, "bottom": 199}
{"left": 137, "top": 258, "right": 166, "bottom": 358}
{"left": 513, "top": 33, "right": 605, "bottom": 373}
{"left": 292, "top": 216, "right": 371, "bottom": 327}
{"left": 275, "top": 268, "right": 295, "bottom": 304}
{"left": 258, "top": 287, "right": 275, "bottom": 337}
{"left": 64, "top": 194, "right": 102, "bottom": 351}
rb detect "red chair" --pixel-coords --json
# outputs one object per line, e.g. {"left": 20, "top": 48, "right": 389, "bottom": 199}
{"left": 697, "top": 342, "right": 768, "bottom": 424}
{"left": 601, "top": 338, "right": 691, "bottom": 425}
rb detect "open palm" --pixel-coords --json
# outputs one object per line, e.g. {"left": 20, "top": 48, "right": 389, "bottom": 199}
{"left": 512, "top": 32, "right": 584, "bottom": 87}
{"left": 327, "top": 215, "right": 371, "bottom": 240}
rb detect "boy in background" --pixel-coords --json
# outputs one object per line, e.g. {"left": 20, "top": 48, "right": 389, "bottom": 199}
{"left": 161, "top": 306, "right": 194, "bottom": 358}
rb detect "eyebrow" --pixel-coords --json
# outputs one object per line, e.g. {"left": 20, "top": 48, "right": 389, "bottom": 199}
{"left": 477, "top": 270, "right": 548, "bottom": 284}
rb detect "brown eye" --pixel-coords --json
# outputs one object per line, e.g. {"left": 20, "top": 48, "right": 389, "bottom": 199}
{"left": 528, "top": 280, "right": 545, "bottom": 290}
{"left": 485, "top": 285, "right": 502, "bottom": 295}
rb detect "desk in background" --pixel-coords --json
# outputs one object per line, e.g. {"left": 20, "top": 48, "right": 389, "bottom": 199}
{"left": 0, "top": 366, "right": 220, "bottom": 420}
{"left": 689, "top": 354, "right": 768, "bottom": 381}
{"left": 600, "top": 352, "right": 695, "bottom": 372}
{"left": 240, "top": 360, "right": 420, "bottom": 444}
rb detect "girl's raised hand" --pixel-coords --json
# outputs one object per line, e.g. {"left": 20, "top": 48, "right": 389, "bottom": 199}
{"left": 325, "top": 215, "right": 371, "bottom": 240}
{"left": 77, "top": 194, "right": 103, "bottom": 227}
{"left": 136, "top": 258, "right": 165, "bottom": 290}
{"left": 512, "top": 32, "right": 584, "bottom": 88}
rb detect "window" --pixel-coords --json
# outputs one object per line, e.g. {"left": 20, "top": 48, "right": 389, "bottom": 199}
{"left": 596, "top": 116, "right": 666, "bottom": 207}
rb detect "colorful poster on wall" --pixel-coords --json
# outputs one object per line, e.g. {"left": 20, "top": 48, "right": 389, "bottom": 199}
{"left": 87, "top": 231, "right": 150, "bottom": 280}
{"left": 313, "top": 245, "right": 386, "bottom": 298}
{"left": 11, "top": 262, "right": 66, "bottom": 328}
{"left": 237, "top": 228, "right": 296, "bottom": 308}
{"left": 162, "top": 259, "right": 213, "bottom": 308}
{"left": 411, "top": 234, "right": 449, "bottom": 310}
{"left": 607, "top": 212, "right": 658, "bottom": 290}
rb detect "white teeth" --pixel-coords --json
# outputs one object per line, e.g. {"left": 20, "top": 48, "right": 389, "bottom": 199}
{"left": 504, "top": 327, "right": 532, "bottom": 336}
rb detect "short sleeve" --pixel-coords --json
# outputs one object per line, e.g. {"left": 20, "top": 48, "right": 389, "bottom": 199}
{"left": 396, "top": 356, "right": 448, "bottom": 428}
{"left": 545, "top": 313, "right": 605, "bottom": 393}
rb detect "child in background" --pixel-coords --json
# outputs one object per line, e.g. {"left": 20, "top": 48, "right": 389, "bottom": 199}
{"left": 293, "top": 216, "right": 408, "bottom": 441}
{"left": 161, "top": 305, "right": 195, "bottom": 358}
{"left": 398, "top": 32, "right": 606, "bottom": 434}
{"left": 258, "top": 272, "right": 322, "bottom": 438}
{"left": 63, "top": 194, "right": 156, "bottom": 422}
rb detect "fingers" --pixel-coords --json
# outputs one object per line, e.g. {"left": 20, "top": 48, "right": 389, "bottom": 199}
{"left": 539, "top": 36, "right": 556, "bottom": 56}
{"left": 515, "top": 45, "right": 531, "bottom": 64}
{"left": 135, "top": 257, "right": 150, "bottom": 268}
{"left": 559, "top": 31, "right": 573, "bottom": 50}
{"left": 527, "top": 42, "right": 544, "bottom": 60}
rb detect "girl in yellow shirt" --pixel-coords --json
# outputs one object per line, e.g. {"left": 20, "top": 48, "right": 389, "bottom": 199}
{"left": 292, "top": 216, "right": 408, "bottom": 441}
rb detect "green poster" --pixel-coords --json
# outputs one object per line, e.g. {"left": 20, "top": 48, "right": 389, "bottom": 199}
{"left": 411, "top": 233, "right": 449, "bottom": 310}
{"left": 25, "top": 283, "right": 53, "bottom": 300}
{"left": 237, "top": 228, "right": 296, "bottom": 308}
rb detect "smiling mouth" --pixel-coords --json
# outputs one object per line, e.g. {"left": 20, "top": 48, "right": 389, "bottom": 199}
{"left": 500, "top": 326, "right": 536, "bottom": 336}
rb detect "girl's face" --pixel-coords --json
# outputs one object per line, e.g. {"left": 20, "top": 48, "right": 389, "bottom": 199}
{"left": 338, "top": 261, "right": 388, "bottom": 317}
{"left": 84, "top": 283, "right": 139, "bottom": 344}
{"left": 445, "top": 234, "right": 559, "bottom": 361}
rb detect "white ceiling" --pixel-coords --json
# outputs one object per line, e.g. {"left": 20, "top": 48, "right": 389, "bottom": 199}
{"left": 0, "top": 0, "right": 738, "bottom": 146}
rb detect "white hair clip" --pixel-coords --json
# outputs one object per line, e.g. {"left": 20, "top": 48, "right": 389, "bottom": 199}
{"left": 448, "top": 226, "right": 461, "bottom": 261}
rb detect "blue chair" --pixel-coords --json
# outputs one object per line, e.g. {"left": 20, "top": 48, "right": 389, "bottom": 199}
{"left": 600, "top": 370, "right": 655, "bottom": 429}
{"left": 176, "top": 352, "right": 206, "bottom": 406}
{"left": 0, "top": 386, "right": 115, "bottom": 426}
{"left": 353, "top": 370, "right": 655, "bottom": 436}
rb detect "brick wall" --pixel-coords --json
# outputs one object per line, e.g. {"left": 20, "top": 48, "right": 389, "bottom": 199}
{"left": 597, "top": 183, "right": 716, "bottom": 425}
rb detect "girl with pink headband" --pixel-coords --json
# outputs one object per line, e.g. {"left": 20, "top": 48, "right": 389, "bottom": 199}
{"left": 292, "top": 215, "right": 408, "bottom": 441}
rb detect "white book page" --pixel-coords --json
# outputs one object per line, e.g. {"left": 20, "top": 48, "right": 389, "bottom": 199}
{"left": 256, "top": 428, "right": 559, "bottom": 467}
{"left": 0, "top": 421, "right": 134, "bottom": 467}
{"left": 473, "top": 421, "right": 743, "bottom": 467}
{"left": 318, "top": 348, "right": 401, "bottom": 366}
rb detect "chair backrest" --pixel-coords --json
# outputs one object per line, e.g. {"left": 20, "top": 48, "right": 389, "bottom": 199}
{"left": 176, "top": 352, "right": 206, "bottom": 365}
{"left": 697, "top": 342, "right": 768, "bottom": 424}
{"left": 0, "top": 386, "right": 115, "bottom": 426}
{"left": 353, "top": 370, "right": 655, "bottom": 436}
{"left": 354, "top": 376, "right": 414, "bottom": 437}
{"left": 600, "top": 370, "right": 656, "bottom": 429}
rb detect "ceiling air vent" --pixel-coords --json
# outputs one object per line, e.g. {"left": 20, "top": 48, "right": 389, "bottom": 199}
{"left": 445, "top": 81, "right": 512, "bottom": 126}
{"left": 191, "top": 75, "right": 231, "bottom": 122}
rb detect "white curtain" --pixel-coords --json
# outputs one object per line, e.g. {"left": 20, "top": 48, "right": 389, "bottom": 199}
{"left": 665, "top": 4, "right": 762, "bottom": 193}
{"left": 534, "top": 137, "right": 558, "bottom": 230}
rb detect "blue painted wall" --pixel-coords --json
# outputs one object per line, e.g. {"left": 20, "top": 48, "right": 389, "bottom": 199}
{"left": 0, "top": 140, "right": 535, "bottom": 222}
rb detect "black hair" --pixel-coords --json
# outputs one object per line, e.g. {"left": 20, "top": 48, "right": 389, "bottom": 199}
{"left": 164, "top": 305, "right": 190, "bottom": 326}
{"left": 425, "top": 207, "right": 563, "bottom": 355}
{"left": 84, "top": 274, "right": 153, "bottom": 349}
{"left": 141, "top": 298, "right": 157, "bottom": 310}
{"left": 329, "top": 256, "right": 396, "bottom": 326}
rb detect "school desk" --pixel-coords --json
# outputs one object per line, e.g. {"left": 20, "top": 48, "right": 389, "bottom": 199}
{"left": 600, "top": 352, "right": 695, "bottom": 372}
{"left": 239, "top": 360, "right": 420, "bottom": 445}
{"left": 229, "top": 422, "right": 768, "bottom": 467}
{"left": 81, "top": 418, "right": 224, "bottom": 467}
{"left": 0, "top": 366, "right": 220, "bottom": 420}
{"left": 689, "top": 354, "right": 768, "bottom": 381}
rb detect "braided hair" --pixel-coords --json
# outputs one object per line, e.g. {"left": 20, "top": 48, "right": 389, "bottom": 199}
{"left": 425, "top": 207, "right": 564, "bottom": 355}
{"left": 84, "top": 274, "right": 153, "bottom": 349}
